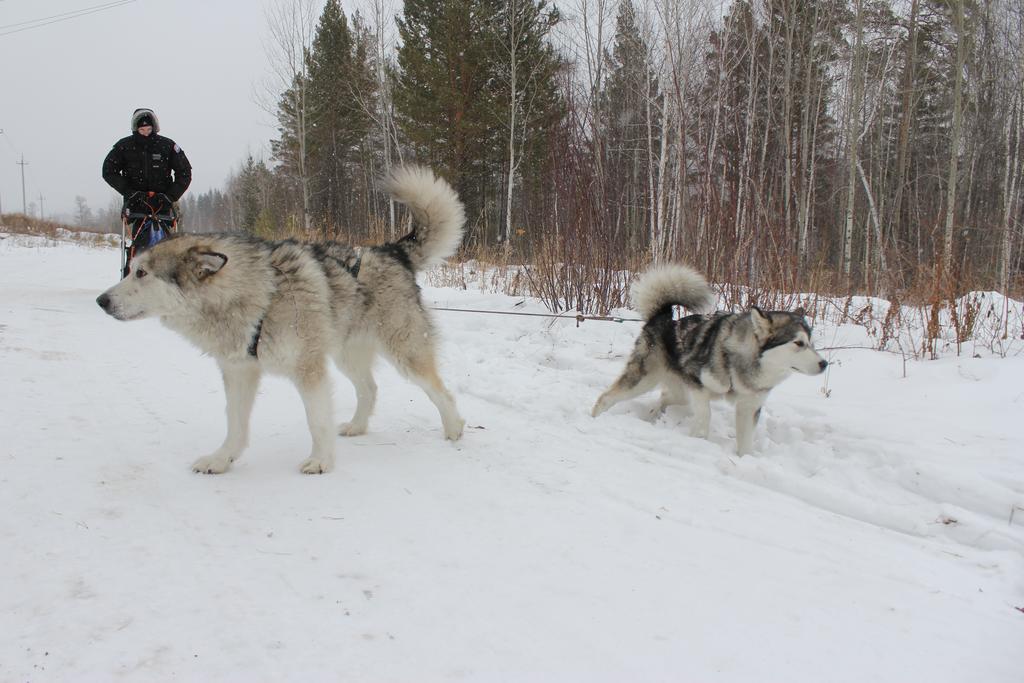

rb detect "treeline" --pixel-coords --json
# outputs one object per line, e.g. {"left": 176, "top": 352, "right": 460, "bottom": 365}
{"left": 185, "top": 0, "right": 1024, "bottom": 300}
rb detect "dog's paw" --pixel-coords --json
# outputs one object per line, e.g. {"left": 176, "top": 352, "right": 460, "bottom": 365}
{"left": 192, "top": 454, "right": 232, "bottom": 474}
{"left": 735, "top": 441, "right": 754, "bottom": 456}
{"left": 300, "top": 456, "right": 333, "bottom": 474}
{"left": 338, "top": 421, "right": 367, "bottom": 437}
{"left": 444, "top": 418, "right": 465, "bottom": 441}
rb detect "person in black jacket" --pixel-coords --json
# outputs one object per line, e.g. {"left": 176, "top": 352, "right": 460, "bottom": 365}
{"left": 102, "top": 108, "right": 192, "bottom": 276}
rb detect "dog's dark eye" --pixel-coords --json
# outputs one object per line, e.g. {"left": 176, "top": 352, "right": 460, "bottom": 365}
{"left": 794, "top": 340, "right": 806, "bottom": 348}
{"left": 136, "top": 268, "right": 147, "bottom": 278}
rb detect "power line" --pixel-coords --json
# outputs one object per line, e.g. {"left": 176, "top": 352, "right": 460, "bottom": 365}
{"left": 0, "top": 0, "right": 135, "bottom": 29}
{"left": 430, "top": 306, "right": 642, "bottom": 325}
{"left": 0, "top": 0, "right": 135, "bottom": 30}
{"left": 0, "top": 0, "right": 136, "bottom": 37}
{"left": 0, "top": 128, "right": 19, "bottom": 156}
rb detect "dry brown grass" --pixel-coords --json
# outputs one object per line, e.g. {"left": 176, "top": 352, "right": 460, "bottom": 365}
{"left": 433, "top": 239, "right": 1023, "bottom": 359}
{"left": 9, "top": 208, "right": 1017, "bottom": 358}
{"left": 1, "top": 213, "right": 118, "bottom": 247}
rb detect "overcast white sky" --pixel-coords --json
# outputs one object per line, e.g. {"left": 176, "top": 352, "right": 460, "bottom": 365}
{"left": 0, "top": 0, "right": 296, "bottom": 220}
{"left": 0, "top": 0, "right": 598, "bottom": 222}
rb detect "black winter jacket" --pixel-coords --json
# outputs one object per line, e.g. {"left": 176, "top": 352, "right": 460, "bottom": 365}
{"left": 102, "top": 132, "right": 192, "bottom": 202}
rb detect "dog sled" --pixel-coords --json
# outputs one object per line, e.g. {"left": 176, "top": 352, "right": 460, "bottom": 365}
{"left": 120, "top": 191, "right": 177, "bottom": 278}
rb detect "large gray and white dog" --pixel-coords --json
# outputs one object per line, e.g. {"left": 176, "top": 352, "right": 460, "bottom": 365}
{"left": 97, "top": 166, "right": 465, "bottom": 474}
{"left": 592, "top": 263, "right": 827, "bottom": 454}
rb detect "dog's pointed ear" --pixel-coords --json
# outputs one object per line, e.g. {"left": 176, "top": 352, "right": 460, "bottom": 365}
{"left": 750, "top": 306, "right": 772, "bottom": 335}
{"left": 793, "top": 306, "right": 806, "bottom": 318}
{"left": 190, "top": 249, "right": 228, "bottom": 279}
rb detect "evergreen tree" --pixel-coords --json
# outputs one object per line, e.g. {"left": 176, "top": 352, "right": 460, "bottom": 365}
{"left": 489, "top": 0, "right": 563, "bottom": 243}
{"left": 394, "top": 0, "right": 502, "bottom": 234}
{"left": 74, "top": 195, "right": 93, "bottom": 227}
{"left": 394, "top": 0, "right": 562, "bottom": 243}
{"left": 599, "top": 0, "right": 661, "bottom": 249}
{"left": 306, "top": 0, "right": 377, "bottom": 233}
{"left": 271, "top": 73, "right": 311, "bottom": 229}
{"left": 233, "top": 155, "right": 271, "bottom": 234}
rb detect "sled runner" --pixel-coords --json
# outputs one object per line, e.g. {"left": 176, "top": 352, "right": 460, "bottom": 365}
{"left": 120, "top": 191, "right": 176, "bottom": 278}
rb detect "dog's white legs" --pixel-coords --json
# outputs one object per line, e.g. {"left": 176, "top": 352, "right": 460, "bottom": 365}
{"left": 688, "top": 390, "right": 712, "bottom": 439}
{"left": 591, "top": 343, "right": 660, "bottom": 417}
{"left": 413, "top": 366, "right": 464, "bottom": 441}
{"left": 734, "top": 395, "right": 765, "bottom": 455}
{"left": 657, "top": 377, "right": 691, "bottom": 415}
{"left": 335, "top": 342, "right": 377, "bottom": 436}
{"left": 391, "top": 351, "right": 464, "bottom": 440}
{"left": 295, "top": 367, "right": 337, "bottom": 474}
{"left": 375, "top": 305, "right": 464, "bottom": 441}
{"left": 193, "top": 361, "right": 261, "bottom": 474}
{"left": 592, "top": 371, "right": 660, "bottom": 417}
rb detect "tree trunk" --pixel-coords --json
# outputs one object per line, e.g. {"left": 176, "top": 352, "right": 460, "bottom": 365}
{"left": 735, "top": 20, "right": 758, "bottom": 273}
{"left": 1001, "top": 93, "right": 1021, "bottom": 297}
{"left": 942, "top": 0, "right": 966, "bottom": 273}
{"left": 843, "top": 0, "right": 865, "bottom": 280}
{"left": 890, "top": 0, "right": 919, "bottom": 261}
{"left": 782, "top": 0, "right": 796, "bottom": 257}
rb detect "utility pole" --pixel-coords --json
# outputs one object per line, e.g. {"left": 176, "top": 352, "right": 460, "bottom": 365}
{"left": 0, "top": 129, "right": 4, "bottom": 215}
{"left": 17, "top": 154, "right": 28, "bottom": 215}
{"left": 38, "top": 192, "right": 44, "bottom": 220}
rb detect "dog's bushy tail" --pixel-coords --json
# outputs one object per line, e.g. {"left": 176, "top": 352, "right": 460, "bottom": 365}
{"left": 382, "top": 166, "right": 466, "bottom": 270}
{"left": 631, "top": 263, "right": 715, "bottom": 320}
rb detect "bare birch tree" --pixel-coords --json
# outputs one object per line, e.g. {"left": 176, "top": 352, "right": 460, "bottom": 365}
{"left": 942, "top": 0, "right": 967, "bottom": 272}
{"left": 843, "top": 0, "right": 867, "bottom": 279}
{"left": 1000, "top": 0, "right": 1024, "bottom": 297}
{"left": 492, "top": 0, "right": 560, "bottom": 246}
{"left": 262, "top": 0, "right": 318, "bottom": 232}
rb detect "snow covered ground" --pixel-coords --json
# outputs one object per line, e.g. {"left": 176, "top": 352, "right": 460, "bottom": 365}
{"left": 2, "top": 233, "right": 1022, "bottom": 682}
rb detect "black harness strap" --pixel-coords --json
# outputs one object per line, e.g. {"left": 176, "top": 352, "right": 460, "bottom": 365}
{"left": 247, "top": 317, "right": 264, "bottom": 358}
{"left": 347, "top": 250, "right": 362, "bottom": 279}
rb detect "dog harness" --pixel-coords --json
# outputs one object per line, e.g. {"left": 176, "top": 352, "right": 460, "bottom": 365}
{"left": 247, "top": 318, "right": 264, "bottom": 358}
{"left": 345, "top": 249, "right": 362, "bottom": 278}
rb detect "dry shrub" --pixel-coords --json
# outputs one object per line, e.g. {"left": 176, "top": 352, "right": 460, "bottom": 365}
{"left": 803, "top": 257, "right": 1023, "bottom": 359}
{"left": 1, "top": 213, "right": 118, "bottom": 248}
{"left": 442, "top": 235, "right": 1021, "bottom": 359}
{"left": 2, "top": 213, "right": 68, "bottom": 239}
{"left": 523, "top": 232, "right": 638, "bottom": 315}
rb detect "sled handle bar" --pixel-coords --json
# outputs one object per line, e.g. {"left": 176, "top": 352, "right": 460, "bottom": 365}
{"left": 125, "top": 212, "right": 176, "bottom": 221}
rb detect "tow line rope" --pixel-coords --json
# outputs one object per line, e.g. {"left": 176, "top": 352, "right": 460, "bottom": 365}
{"left": 429, "top": 305, "right": 866, "bottom": 352}
{"left": 429, "top": 305, "right": 642, "bottom": 326}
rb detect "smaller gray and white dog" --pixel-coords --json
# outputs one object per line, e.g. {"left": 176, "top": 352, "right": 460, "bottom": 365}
{"left": 592, "top": 263, "right": 827, "bottom": 454}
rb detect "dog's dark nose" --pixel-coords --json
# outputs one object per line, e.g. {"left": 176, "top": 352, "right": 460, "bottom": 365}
{"left": 819, "top": 359, "right": 828, "bottom": 371}
{"left": 96, "top": 293, "right": 111, "bottom": 311}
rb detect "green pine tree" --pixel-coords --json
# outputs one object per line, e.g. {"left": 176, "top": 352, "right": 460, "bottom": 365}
{"left": 598, "top": 0, "right": 661, "bottom": 250}
{"left": 394, "top": 0, "right": 502, "bottom": 230}
{"left": 490, "top": 0, "right": 563, "bottom": 243}
{"left": 394, "top": 0, "right": 562, "bottom": 243}
{"left": 306, "top": 0, "right": 377, "bottom": 233}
